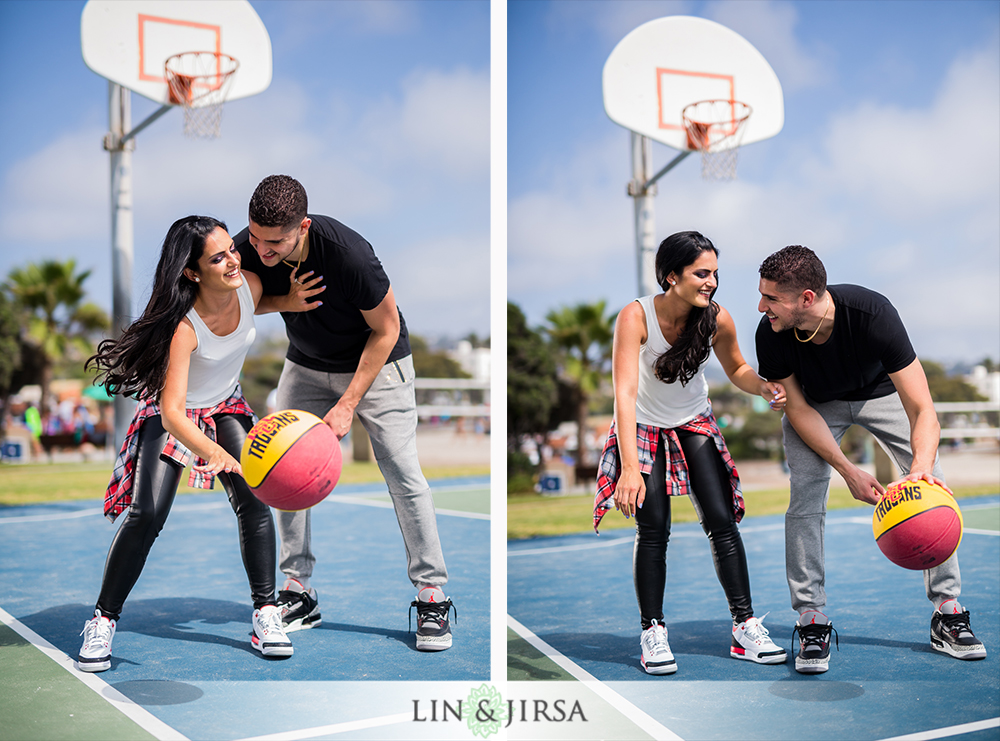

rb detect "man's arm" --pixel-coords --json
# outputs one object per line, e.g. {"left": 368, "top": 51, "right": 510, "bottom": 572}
{"left": 888, "top": 358, "right": 949, "bottom": 491}
{"left": 322, "top": 286, "right": 401, "bottom": 439}
{"left": 782, "top": 373, "right": 884, "bottom": 504}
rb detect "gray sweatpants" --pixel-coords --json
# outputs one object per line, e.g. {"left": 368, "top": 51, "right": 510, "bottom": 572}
{"left": 274, "top": 355, "right": 448, "bottom": 589}
{"left": 783, "top": 392, "right": 960, "bottom": 615}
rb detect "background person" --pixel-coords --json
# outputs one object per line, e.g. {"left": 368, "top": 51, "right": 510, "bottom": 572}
{"left": 77, "top": 216, "right": 291, "bottom": 672}
{"left": 594, "top": 231, "right": 788, "bottom": 675}
{"left": 755, "top": 244, "right": 986, "bottom": 674}
{"left": 235, "top": 175, "right": 453, "bottom": 651}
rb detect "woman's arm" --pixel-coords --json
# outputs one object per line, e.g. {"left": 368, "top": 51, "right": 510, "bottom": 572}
{"left": 159, "top": 320, "right": 243, "bottom": 477}
{"left": 611, "top": 301, "right": 647, "bottom": 518}
{"left": 712, "top": 305, "right": 786, "bottom": 410}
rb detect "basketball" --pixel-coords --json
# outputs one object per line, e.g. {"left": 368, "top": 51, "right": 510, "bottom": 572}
{"left": 240, "top": 410, "right": 342, "bottom": 511}
{"left": 872, "top": 480, "right": 963, "bottom": 570}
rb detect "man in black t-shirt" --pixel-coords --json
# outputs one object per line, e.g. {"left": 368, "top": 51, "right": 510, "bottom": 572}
{"left": 235, "top": 175, "right": 453, "bottom": 652}
{"left": 755, "top": 245, "right": 984, "bottom": 673}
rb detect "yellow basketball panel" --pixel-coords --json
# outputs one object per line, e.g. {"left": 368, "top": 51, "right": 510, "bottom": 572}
{"left": 872, "top": 481, "right": 963, "bottom": 539}
{"left": 240, "top": 410, "right": 322, "bottom": 488}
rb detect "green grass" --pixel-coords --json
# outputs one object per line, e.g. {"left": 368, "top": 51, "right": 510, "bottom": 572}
{"left": 507, "top": 484, "right": 999, "bottom": 540}
{"left": 0, "top": 460, "right": 489, "bottom": 507}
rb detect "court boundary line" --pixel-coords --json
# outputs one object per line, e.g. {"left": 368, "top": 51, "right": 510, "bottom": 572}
{"left": 507, "top": 614, "right": 682, "bottom": 740}
{"left": 875, "top": 716, "right": 1000, "bottom": 741}
{"left": 233, "top": 712, "right": 412, "bottom": 741}
{"left": 0, "top": 606, "right": 188, "bottom": 741}
{"left": 510, "top": 505, "right": 1000, "bottom": 556}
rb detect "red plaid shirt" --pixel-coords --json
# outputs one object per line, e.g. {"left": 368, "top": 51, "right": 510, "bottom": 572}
{"left": 593, "top": 410, "right": 744, "bottom": 533}
{"left": 104, "top": 385, "right": 256, "bottom": 522}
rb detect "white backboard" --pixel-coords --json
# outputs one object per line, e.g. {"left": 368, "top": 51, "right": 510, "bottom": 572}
{"left": 603, "top": 16, "right": 784, "bottom": 151}
{"left": 81, "top": 0, "right": 271, "bottom": 107}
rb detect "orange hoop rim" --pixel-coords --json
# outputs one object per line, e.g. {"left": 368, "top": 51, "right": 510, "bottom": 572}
{"left": 164, "top": 51, "right": 239, "bottom": 106}
{"left": 682, "top": 99, "right": 752, "bottom": 152}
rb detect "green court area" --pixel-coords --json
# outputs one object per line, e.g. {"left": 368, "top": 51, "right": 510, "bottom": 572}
{"left": 0, "top": 622, "right": 156, "bottom": 741}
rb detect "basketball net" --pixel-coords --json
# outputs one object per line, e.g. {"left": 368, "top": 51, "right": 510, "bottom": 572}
{"left": 682, "top": 100, "right": 752, "bottom": 181}
{"left": 165, "top": 52, "right": 239, "bottom": 139}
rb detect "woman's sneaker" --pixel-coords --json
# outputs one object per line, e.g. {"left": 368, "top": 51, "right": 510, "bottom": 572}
{"left": 931, "top": 601, "right": 986, "bottom": 660}
{"left": 251, "top": 605, "right": 294, "bottom": 657}
{"left": 77, "top": 609, "right": 115, "bottom": 672}
{"left": 640, "top": 620, "right": 677, "bottom": 674}
{"left": 276, "top": 579, "right": 321, "bottom": 632}
{"left": 792, "top": 612, "right": 838, "bottom": 674}
{"left": 731, "top": 614, "right": 786, "bottom": 664}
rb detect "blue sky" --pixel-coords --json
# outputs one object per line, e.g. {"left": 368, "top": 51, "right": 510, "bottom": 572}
{"left": 508, "top": 0, "right": 1000, "bottom": 367}
{"left": 0, "top": 0, "right": 490, "bottom": 342}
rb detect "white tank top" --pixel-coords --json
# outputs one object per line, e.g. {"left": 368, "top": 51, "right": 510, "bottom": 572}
{"left": 184, "top": 276, "right": 256, "bottom": 408}
{"left": 633, "top": 294, "right": 710, "bottom": 428}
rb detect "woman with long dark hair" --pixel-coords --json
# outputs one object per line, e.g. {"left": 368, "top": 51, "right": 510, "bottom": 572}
{"left": 76, "top": 215, "right": 292, "bottom": 672}
{"left": 594, "top": 231, "right": 786, "bottom": 675}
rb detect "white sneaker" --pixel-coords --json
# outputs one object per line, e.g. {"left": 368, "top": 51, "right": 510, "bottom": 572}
{"left": 251, "top": 605, "right": 294, "bottom": 657}
{"left": 731, "top": 614, "right": 786, "bottom": 664}
{"left": 77, "top": 609, "right": 115, "bottom": 672}
{"left": 640, "top": 620, "right": 677, "bottom": 674}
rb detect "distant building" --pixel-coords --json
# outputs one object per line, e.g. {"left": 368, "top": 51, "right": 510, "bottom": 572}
{"left": 966, "top": 365, "right": 1000, "bottom": 404}
{"left": 449, "top": 340, "right": 490, "bottom": 383}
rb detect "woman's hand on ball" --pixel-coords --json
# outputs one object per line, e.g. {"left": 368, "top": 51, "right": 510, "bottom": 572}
{"left": 195, "top": 447, "right": 243, "bottom": 477}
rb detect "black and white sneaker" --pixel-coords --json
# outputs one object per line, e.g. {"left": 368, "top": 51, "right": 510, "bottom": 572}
{"left": 792, "top": 613, "right": 838, "bottom": 674}
{"left": 77, "top": 609, "right": 115, "bottom": 673}
{"left": 276, "top": 580, "right": 321, "bottom": 632}
{"left": 931, "top": 604, "right": 986, "bottom": 660}
{"left": 409, "top": 597, "right": 455, "bottom": 651}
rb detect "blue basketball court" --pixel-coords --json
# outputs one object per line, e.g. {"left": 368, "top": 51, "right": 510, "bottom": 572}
{"left": 0, "top": 477, "right": 490, "bottom": 740}
{"left": 508, "top": 496, "right": 1000, "bottom": 741}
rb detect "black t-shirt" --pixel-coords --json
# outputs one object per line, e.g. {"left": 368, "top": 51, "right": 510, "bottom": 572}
{"left": 235, "top": 214, "right": 411, "bottom": 373}
{"left": 755, "top": 284, "right": 916, "bottom": 403}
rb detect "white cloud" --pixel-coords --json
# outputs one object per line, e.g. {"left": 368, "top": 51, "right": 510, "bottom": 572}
{"left": 387, "top": 231, "right": 491, "bottom": 337}
{"left": 0, "top": 128, "right": 107, "bottom": 243}
{"left": 817, "top": 43, "right": 1000, "bottom": 219}
{"left": 707, "top": 0, "right": 828, "bottom": 93}
{"left": 359, "top": 67, "right": 491, "bottom": 181}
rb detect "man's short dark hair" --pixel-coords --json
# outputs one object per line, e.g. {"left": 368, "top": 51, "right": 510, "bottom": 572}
{"left": 759, "top": 245, "right": 827, "bottom": 296}
{"left": 248, "top": 175, "right": 308, "bottom": 229}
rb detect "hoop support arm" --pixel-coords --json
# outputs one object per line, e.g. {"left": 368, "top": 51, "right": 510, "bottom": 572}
{"left": 645, "top": 150, "right": 692, "bottom": 190}
{"left": 118, "top": 104, "right": 173, "bottom": 147}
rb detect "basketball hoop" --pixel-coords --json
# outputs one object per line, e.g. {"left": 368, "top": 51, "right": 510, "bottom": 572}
{"left": 165, "top": 52, "right": 239, "bottom": 139}
{"left": 682, "top": 100, "right": 752, "bottom": 181}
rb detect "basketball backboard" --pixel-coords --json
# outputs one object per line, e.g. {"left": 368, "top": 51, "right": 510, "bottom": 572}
{"left": 81, "top": 0, "right": 271, "bottom": 108}
{"left": 603, "top": 16, "right": 783, "bottom": 152}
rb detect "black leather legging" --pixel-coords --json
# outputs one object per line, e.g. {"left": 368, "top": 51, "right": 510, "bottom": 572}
{"left": 634, "top": 429, "right": 753, "bottom": 629}
{"left": 96, "top": 414, "right": 276, "bottom": 622}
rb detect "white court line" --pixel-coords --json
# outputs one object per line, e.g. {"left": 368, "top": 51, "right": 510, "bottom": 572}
{"left": 509, "top": 512, "right": 998, "bottom": 556}
{"left": 508, "top": 615, "right": 682, "bottom": 741}
{"left": 0, "top": 492, "right": 489, "bottom": 524}
{"left": 0, "top": 606, "right": 188, "bottom": 741}
{"left": 234, "top": 712, "right": 412, "bottom": 741}
{"left": 323, "top": 494, "right": 489, "bottom": 520}
{"left": 876, "top": 716, "right": 1000, "bottom": 741}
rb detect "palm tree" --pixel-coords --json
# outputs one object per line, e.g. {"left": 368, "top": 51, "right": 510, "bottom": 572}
{"left": 5, "top": 259, "right": 110, "bottom": 414}
{"left": 544, "top": 300, "right": 616, "bottom": 468}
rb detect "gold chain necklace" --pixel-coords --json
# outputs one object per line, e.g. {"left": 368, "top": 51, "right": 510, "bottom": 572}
{"left": 280, "top": 233, "right": 309, "bottom": 276}
{"left": 794, "top": 295, "right": 831, "bottom": 343}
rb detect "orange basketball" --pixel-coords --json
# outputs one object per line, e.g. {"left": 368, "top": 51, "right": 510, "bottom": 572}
{"left": 240, "top": 410, "right": 342, "bottom": 511}
{"left": 872, "top": 480, "right": 963, "bottom": 570}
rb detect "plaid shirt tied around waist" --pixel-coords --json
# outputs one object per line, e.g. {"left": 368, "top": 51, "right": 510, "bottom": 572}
{"left": 104, "top": 385, "right": 256, "bottom": 522}
{"left": 593, "top": 409, "right": 744, "bottom": 533}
